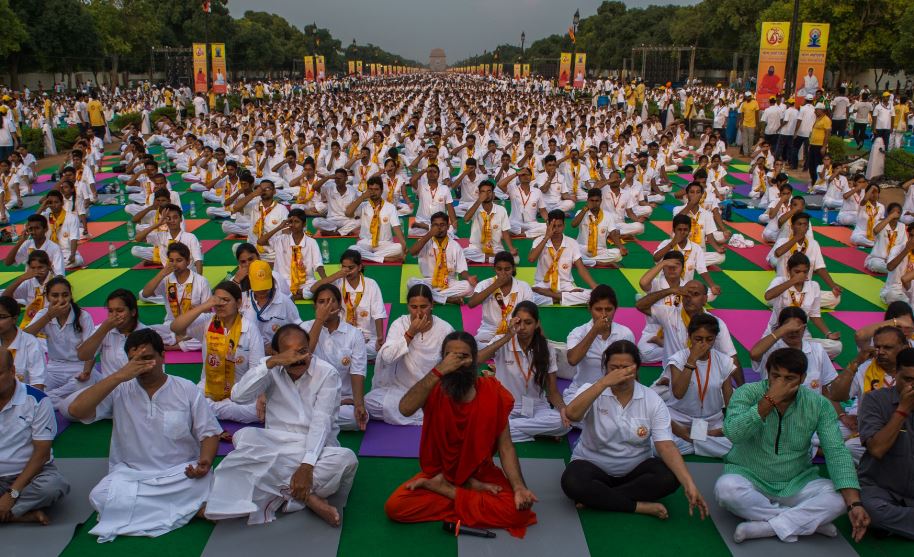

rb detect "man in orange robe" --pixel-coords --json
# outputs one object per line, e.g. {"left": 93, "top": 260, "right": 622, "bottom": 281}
{"left": 384, "top": 331, "right": 538, "bottom": 538}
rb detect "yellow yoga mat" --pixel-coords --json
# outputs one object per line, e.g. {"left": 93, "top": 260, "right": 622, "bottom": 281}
{"left": 722, "top": 270, "right": 776, "bottom": 306}
{"left": 831, "top": 273, "right": 886, "bottom": 309}
{"left": 68, "top": 269, "right": 131, "bottom": 302}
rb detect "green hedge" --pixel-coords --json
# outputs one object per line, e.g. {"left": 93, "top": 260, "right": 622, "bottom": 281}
{"left": 109, "top": 112, "right": 143, "bottom": 133}
{"left": 19, "top": 126, "right": 82, "bottom": 158}
{"left": 828, "top": 136, "right": 848, "bottom": 163}
{"left": 884, "top": 149, "right": 914, "bottom": 182}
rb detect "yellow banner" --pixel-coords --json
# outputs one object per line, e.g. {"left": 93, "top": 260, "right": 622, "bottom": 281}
{"left": 513, "top": 63, "right": 521, "bottom": 79}
{"left": 210, "top": 43, "right": 227, "bottom": 94}
{"left": 573, "top": 53, "right": 586, "bottom": 88}
{"left": 558, "top": 52, "right": 572, "bottom": 87}
{"left": 755, "top": 21, "right": 790, "bottom": 107}
{"left": 193, "top": 43, "right": 208, "bottom": 93}
{"left": 304, "top": 56, "right": 315, "bottom": 81}
{"left": 795, "top": 22, "right": 830, "bottom": 105}
{"left": 523, "top": 64, "right": 530, "bottom": 77}
{"left": 348, "top": 61, "right": 355, "bottom": 74}
{"left": 356, "top": 60, "right": 363, "bottom": 74}
{"left": 316, "top": 55, "right": 326, "bottom": 81}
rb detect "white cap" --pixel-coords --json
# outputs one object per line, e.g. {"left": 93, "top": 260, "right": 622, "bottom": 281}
{"left": 814, "top": 102, "right": 827, "bottom": 110}
{"left": 744, "top": 91, "right": 752, "bottom": 97}
{"left": 805, "top": 94, "right": 814, "bottom": 100}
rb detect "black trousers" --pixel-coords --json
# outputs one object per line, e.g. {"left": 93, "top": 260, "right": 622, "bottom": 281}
{"left": 832, "top": 119, "right": 847, "bottom": 137}
{"left": 853, "top": 122, "right": 868, "bottom": 146}
{"left": 561, "top": 458, "right": 680, "bottom": 512}
{"left": 808, "top": 143, "right": 824, "bottom": 183}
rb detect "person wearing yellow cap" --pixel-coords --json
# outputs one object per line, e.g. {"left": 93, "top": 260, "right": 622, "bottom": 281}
{"left": 240, "top": 259, "right": 301, "bottom": 349}
{"left": 170, "top": 280, "right": 264, "bottom": 423}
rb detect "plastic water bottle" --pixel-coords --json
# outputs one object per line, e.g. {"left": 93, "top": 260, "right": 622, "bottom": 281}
{"left": 822, "top": 205, "right": 829, "bottom": 225}
{"left": 321, "top": 239, "right": 330, "bottom": 263}
{"left": 10, "top": 225, "right": 19, "bottom": 243}
{"left": 126, "top": 220, "right": 135, "bottom": 240}
{"left": 108, "top": 242, "right": 118, "bottom": 267}
{"left": 188, "top": 201, "right": 197, "bottom": 217}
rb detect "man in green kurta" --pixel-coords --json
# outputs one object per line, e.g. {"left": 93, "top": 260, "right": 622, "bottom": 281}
{"left": 714, "top": 347, "right": 871, "bottom": 543}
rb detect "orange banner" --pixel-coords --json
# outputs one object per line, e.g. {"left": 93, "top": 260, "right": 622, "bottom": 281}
{"left": 316, "top": 55, "right": 326, "bottom": 81}
{"left": 348, "top": 61, "right": 355, "bottom": 74}
{"left": 304, "top": 56, "right": 315, "bottom": 81}
{"left": 193, "top": 43, "right": 207, "bottom": 93}
{"left": 755, "top": 21, "right": 790, "bottom": 108}
{"left": 356, "top": 61, "right": 363, "bottom": 74}
{"left": 558, "top": 52, "right": 572, "bottom": 88}
{"left": 523, "top": 64, "right": 530, "bottom": 77}
{"left": 794, "top": 23, "right": 830, "bottom": 105}
{"left": 211, "top": 43, "right": 226, "bottom": 94}
{"left": 573, "top": 53, "right": 586, "bottom": 88}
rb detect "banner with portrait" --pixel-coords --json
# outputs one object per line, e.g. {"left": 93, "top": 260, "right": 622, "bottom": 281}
{"left": 794, "top": 23, "right": 830, "bottom": 105}
{"left": 573, "top": 53, "right": 586, "bottom": 88}
{"left": 523, "top": 64, "right": 530, "bottom": 77}
{"left": 558, "top": 52, "right": 572, "bottom": 88}
{"left": 356, "top": 61, "right": 363, "bottom": 74}
{"left": 755, "top": 21, "right": 790, "bottom": 108}
{"left": 211, "top": 43, "right": 227, "bottom": 94}
{"left": 304, "top": 56, "right": 315, "bottom": 81}
{"left": 193, "top": 43, "right": 208, "bottom": 93}
{"left": 316, "top": 56, "right": 326, "bottom": 81}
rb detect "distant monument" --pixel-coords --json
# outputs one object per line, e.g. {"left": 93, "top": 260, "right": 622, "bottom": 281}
{"left": 429, "top": 48, "right": 446, "bottom": 72}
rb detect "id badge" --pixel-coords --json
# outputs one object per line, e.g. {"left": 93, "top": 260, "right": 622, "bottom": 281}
{"left": 521, "top": 396, "right": 535, "bottom": 418}
{"left": 690, "top": 418, "right": 709, "bottom": 442}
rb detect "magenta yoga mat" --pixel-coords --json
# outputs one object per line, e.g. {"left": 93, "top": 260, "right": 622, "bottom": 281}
{"left": 829, "top": 311, "right": 885, "bottom": 331}
{"left": 217, "top": 420, "right": 263, "bottom": 456}
{"left": 708, "top": 309, "right": 771, "bottom": 351}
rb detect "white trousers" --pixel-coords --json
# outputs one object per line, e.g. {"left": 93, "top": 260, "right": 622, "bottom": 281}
{"left": 509, "top": 221, "right": 547, "bottom": 237}
{"left": 672, "top": 434, "right": 732, "bottom": 457}
{"left": 835, "top": 212, "right": 856, "bottom": 226}
{"left": 208, "top": 397, "right": 260, "bottom": 423}
{"left": 130, "top": 245, "right": 158, "bottom": 263}
{"left": 864, "top": 256, "right": 887, "bottom": 274}
{"left": 364, "top": 386, "right": 423, "bottom": 425}
{"left": 617, "top": 221, "right": 645, "bottom": 236}
{"left": 544, "top": 199, "right": 575, "bottom": 213}
{"left": 714, "top": 474, "right": 845, "bottom": 542}
{"left": 201, "top": 190, "right": 222, "bottom": 204}
{"left": 312, "top": 216, "right": 359, "bottom": 235}
{"left": 704, "top": 249, "right": 726, "bottom": 267}
{"left": 531, "top": 283, "right": 591, "bottom": 306}
{"left": 90, "top": 464, "right": 212, "bottom": 543}
{"left": 206, "top": 206, "right": 231, "bottom": 219}
{"left": 581, "top": 247, "right": 622, "bottom": 266}
{"left": 509, "top": 403, "right": 570, "bottom": 443}
{"left": 819, "top": 291, "right": 840, "bottom": 310}
{"left": 881, "top": 284, "right": 909, "bottom": 305}
{"left": 406, "top": 277, "right": 472, "bottom": 304}
{"left": 205, "top": 427, "right": 357, "bottom": 525}
{"left": 349, "top": 240, "right": 403, "bottom": 263}
{"left": 464, "top": 244, "right": 504, "bottom": 263}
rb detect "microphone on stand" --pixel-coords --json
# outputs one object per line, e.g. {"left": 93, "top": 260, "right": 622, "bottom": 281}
{"left": 443, "top": 520, "right": 496, "bottom": 538}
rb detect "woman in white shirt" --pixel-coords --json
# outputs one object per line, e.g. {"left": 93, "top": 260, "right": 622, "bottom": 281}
{"left": 661, "top": 314, "right": 735, "bottom": 457}
{"left": 850, "top": 184, "right": 884, "bottom": 248}
{"left": 364, "top": 283, "right": 454, "bottom": 425}
{"left": 76, "top": 289, "right": 145, "bottom": 379}
{"left": 311, "top": 249, "right": 387, "bottom": 358}
{"left": 561, "top": 340, "right": 708, "bottom": 519}
{"left": 171, "top": 280, "right": 265, "bottom": 424}
{"left": 764, "top": 252, "right": 842, "bottom": 358}
{"left": 23, "top": 277, "right": 95, "bottom": 407}
{"left": 0, "top": 295, "right": 46, "bottom": 390}
{"left": 478, "top": 301, "right": 571, "bottom": 442}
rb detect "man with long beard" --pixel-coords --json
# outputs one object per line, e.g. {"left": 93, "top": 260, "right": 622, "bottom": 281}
{"left": 384, "top": 332, "right": 538, "bottom": 537}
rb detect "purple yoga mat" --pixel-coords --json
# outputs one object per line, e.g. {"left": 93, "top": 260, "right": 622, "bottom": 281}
{"left": 358, "top": 420, "right": 422, "bottom": 458}
{"left": 55, "top": 410, "right": 71, "bottom": 436}
{"left": 567, "top": 428, "right": 581, "bottom": 449}
{"left": 732, "top": 183, "right": 752, "bottom": 197}
{"left": 742, "top": 367, "right": 762, "bottom": 384}
{"left": 217, "top": 420, "right": 263, "bottom": 456}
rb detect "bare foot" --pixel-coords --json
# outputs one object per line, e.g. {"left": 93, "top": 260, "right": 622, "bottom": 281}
{"left": 406, "top": 473, "right": 456, "bottom": 499}
{"left": 12, "top": 510, "right": 50, "bottom": 524}
{"left": 464, "top": 477, "right": 503, "bottom": 495}
{"left": 219, "top": 430, "right": 233, "bottom": 442}
{"left": 634, "top": 502, "right": 669, "bottom": 519}
{"left": 305, "top": 494, "right": 341, "bottom": 527}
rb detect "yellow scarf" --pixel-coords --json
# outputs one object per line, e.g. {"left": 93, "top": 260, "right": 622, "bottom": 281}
{"left": 387, "top": 177, "right": 398, "bottom": 203}
{"left": 49, "top": 210, "right": 65, "bottom": 243}
{"left": 688, "top": 211, "right": 703, "bottom": 244}
{"left": 342, "top": 276, "right": 364, "bottom": 326}
{"left": 863, "top": 360, "right": 893, "bottom": 394}
{"left": 297, "top": 176, "right": 316, "bottom": 204}
{"left": 753, "top": 167, "right": 766, "bottom": 193}
{"left": 358, "top": 165, "right": 369, "bottom": 192}
{"left": 571, "top": 161, "right": 580, "bottom": 195}
{"left": 369, "top": 200, "right": 383, "bottom": 248}
{"left": 588, "top": 211, "right": 602, "bottom": 257}
{"left": 480, "top": 209, "right": 494, "bottom": 255}
{"left": 152, "top": 236, "right": 177, "bottom": 265}
{"left": 431, "top": 237, "right": 450, "bottom": 288}
{"left": 791, "top": 238, "right": 808, "bottom": 254}
{"left": 788, "top": 288, "right": 805, "bottom": 307}
{"left": 494, "top": 290, "right": 518, "bottom": 334}
{"left": 20, "top": 287, "right": 44, "bottom": 329}
{"left": 203, "top": 316, "right": 243, "bottom": 401}
{"left": 290, "top": 245, "right": 307, "bottom": 293}
{"left": 887, "top": 228, "right": 898, "bottom": 255}
{"left": 865, "top": 203, "right": 877, "bottom": 241}
{"left": 545, "top": 244, "right": 565, "bottom": 292}
{"left": 254, "top": 152, "right": 264, "bottom": 178}
{"left": 166, "top": 279, "right": 193, "bottom": 316}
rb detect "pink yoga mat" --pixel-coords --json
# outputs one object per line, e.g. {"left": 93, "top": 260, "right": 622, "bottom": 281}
{"left": 460, "top": 304, "right": 483, "bottom": 336}
{"left": 78, "top": 241, "right": 127, "bottom": 266}
{"left": 728, "top": 244, "right": 773, "bottom": 268}
{"left": 821, "top": 247, "right": 874, "bottom": 274}
{"left": 200, "top": 239, "right": 220, "bottom": 253}
{"left": 84, "top": 306, "right": 107, "bottom": 324}
{"left": 36, "top": 174, "right": 53, "bottom": 183}
{"left": 95, "top": 172, "right": 117, "bottom": 180}
{"left": 708, "top": 308, "right": 771, "bottom": 351}
{"left": 165, "top": 351, "right": 203, "bottom": 364}
{"left": 726, "top": 222, "right": 768, "bottom": 244}
{"left": 830, "top": 311, "right": 885, "bottom": 331}
{"left": 636, "top": 240, "right": 661, "bottom": 254}
{"left": 729, "top": 172, "right": 752, "bottom": 182}
{"left": 614, "top": 308, "right": 647, "bottom": 341}
{"left": 358, "top": 420, "right": 422, "bottom": 458}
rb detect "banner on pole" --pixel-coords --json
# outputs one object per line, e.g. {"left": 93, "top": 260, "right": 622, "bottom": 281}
{"left": 558, "top": 52, "right": 572, "bottom": 88}
{"left": 304, "top": 56, "right": 315, "bottom": 81}
{"left": 211, "top": 43, "right": 227, "bottom": 94}
{"left": 573, "top": 53, "right": 586, "bottom": 88}
{"left": 348, "top": 61, "right": 355, "bottom": 74}
{"left": 356, "top": 61, "right": 363, "bottom": 74}
{"left": 514, "top": 64, "right": 521, "bottom": 79}
{"left": 755, "top": 21, "right": 790, "bottom": 107}
{"left": 523, "top": 64, "right": 530, "bottom": 77}
{"left": 794, "top": 22, "right": 830, "bottom": 105}
{"left": 193, "top": 43, "right": 208, "bottom": 93}
{"left": 316, "top": 55, "right": 326, "bottom": 81}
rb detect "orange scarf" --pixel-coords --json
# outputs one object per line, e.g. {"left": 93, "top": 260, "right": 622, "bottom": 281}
{"left": 788, "top": 288, "right": 805, "bottom": 307}
{"left": 688, "top": 211, "right": 703, "bottom": 244}
{"left": 290, "top": 245, "right": 307, "bottom": 293}
{"left": 342, "top": 276, "right": 365, "bottom": 326}
{"left": 431, "top": 237, "right": 450, "bottom": 288}
{"left": 203, "top": 316, "right": 243, "bottom": 401}
{"left": 49, "top": 210, "right": 65, "bottom": 243}
{"left": 297, "top": 176, "right": 316, "bottom": 204}
{"left": 545, "top": 244, "right": 565, "bottom": 292}
{"left": 865, "top": 203, "right": 878, "bottom": 241}
{"left": 588, "top": 211, "right": 602, "bottom": 257}
{"left": 20, "top": 287, "right": 44, "bottom": 329}
{"left": 369, "top": 200, "right": 383, "bottom": 248}
{"left": 166, "top": 279, "right": 193, "bottom": 316}
{"left": 480, "top": 209, "right": 494, "bottom": 255}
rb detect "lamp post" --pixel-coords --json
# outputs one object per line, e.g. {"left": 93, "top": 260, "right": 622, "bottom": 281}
{"left": 521, "top": 31, "right": 526, "bottom": 59}
{"left": 572, "top": 9, "right": 580, "bottom": 85}
{"left": 783, "top": 0, "right": 801, "bottom": 96}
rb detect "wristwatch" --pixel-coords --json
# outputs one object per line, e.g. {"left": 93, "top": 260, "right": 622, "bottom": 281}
{"left": 8, "top": 488, "right": 20, "bottom": 499}
{"left": 847, "top": 501, "right": 864, "bottom": 512}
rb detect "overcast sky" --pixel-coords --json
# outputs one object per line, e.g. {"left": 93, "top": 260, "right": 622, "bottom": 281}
{"left": 228, "top": 0, "right": 698, "bottom": 63}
